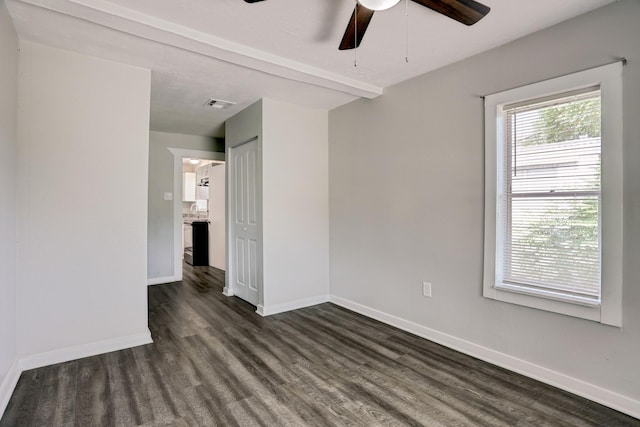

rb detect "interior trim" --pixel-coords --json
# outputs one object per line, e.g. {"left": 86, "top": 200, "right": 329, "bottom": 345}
{"left": 0, "top": 359, "right": 21, "bottom": 418}
{"left": 330, "top": 295, "right": 640, "bottom": 419}
{"left": 1, "top": 332, "right": 154, "bottom": 417}
{"left": 17, "top": 0, "right": 383, "bottom": 99}
{"left": 19, "top": 330, "right": 153, "bottom": 371}
{"left": 148, "top": 275, "right": 181, "bottom": 286}
{"left": 168, "top": 148, "right": 225, "bottom": 289}
{"left": 256, "top": 294, "right": 330, "bottom": 317}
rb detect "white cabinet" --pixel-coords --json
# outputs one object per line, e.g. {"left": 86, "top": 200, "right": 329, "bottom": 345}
{"left": 195, "top": 164, "right": 210, "bottom": 200}
{"left": 195, "top": 164, "right": 209, "bottom": 183}
{"left": 183, "top": 172, "right": 196, "bottom": 202}
{"left": 183, "top": 224, "right": 192, "bottom": 249}
{"left": 195, "top": 185, "right": 209, "bottom": 200}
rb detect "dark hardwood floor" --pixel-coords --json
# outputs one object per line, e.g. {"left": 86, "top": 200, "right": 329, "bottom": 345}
{"left": 2, "top": 263, "right": 638, "bottom": 426}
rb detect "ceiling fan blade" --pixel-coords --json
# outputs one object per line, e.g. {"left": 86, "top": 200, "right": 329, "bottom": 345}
{"left": 411, "top": 0, "right": 490, "bottom": 25}
{"left": 244, "top": 0, "right": 266, "bottom": 3}
{"left": 339, "top": 4, "right": 375, "bottom": 50}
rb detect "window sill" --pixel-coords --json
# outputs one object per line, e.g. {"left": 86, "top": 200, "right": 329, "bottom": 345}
{"left": 484, "top": 283, "right": 603, "bottom": 323}
{"left": 495, "top": 282, "right": 601, "bottom": 308}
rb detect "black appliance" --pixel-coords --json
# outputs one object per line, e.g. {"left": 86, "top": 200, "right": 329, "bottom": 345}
{"left": 185, "top": 221, "right": 209, "bottom": 266}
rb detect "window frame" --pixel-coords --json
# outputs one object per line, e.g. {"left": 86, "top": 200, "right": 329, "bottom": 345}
{"left": 483, "top": 62, "right": 623, "bottom": 327}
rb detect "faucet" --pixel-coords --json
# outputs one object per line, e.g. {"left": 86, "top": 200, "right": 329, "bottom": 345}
{"left": 190, "top": 203, "right": 198, "bottom": 216}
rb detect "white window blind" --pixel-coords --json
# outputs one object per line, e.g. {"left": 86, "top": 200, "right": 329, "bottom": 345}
{"left": 500, "top": 88, "right": 602, "bottom": 304}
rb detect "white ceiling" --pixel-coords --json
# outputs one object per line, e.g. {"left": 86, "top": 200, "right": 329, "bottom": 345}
{"left": 6, "top": 0, "right": 615, "bottom": 137}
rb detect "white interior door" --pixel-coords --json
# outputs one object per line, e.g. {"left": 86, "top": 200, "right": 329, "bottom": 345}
{"left": 230, "top": 139, "right": 260, "bottom": 306}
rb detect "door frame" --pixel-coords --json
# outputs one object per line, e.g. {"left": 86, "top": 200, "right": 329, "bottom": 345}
{"left": 224, "top": 136, "right": 263, "bottom": 311}
{"left": 168, "top": 148, "right": 225, "bottom": 282}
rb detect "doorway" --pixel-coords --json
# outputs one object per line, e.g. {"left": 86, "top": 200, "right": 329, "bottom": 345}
{"left": 169, "top": 148, "right": 225, "bottom": 282}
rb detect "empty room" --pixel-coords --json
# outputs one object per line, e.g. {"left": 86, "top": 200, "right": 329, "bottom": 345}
{"left": 1, "top": 0, "right": 639, "bottom": 425}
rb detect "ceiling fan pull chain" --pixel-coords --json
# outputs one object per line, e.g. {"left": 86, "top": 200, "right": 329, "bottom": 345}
{"left": 405, "top": 0, "right": 409, "bottom": 63}
{"left": 354, "top": 0, "right": 358, "bottom": 67}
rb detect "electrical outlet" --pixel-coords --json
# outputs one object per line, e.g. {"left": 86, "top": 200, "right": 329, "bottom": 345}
{"left": 422, "top": 282, "right": 432, "bottom": 298}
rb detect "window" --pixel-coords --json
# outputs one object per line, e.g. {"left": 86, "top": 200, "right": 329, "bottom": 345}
{"left": 483, "top": 63, "right": 623, "bottom": 326}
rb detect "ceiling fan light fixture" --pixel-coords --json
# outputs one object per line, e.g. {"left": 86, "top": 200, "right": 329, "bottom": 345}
{"left": 358, "top": 0, "right": 400, "bottom": 11}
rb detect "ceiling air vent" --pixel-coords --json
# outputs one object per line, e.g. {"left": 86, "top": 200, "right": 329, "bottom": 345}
{"left": 204, "top": 98, "right": 236, "bottom": 110}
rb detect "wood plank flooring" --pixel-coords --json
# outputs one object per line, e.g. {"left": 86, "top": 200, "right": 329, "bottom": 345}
{"left": 2, "top": 263, "right": 639, "bottom": 426}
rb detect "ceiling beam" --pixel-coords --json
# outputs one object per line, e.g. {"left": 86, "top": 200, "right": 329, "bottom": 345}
{"left": 18, "top": 0, "right": 384, "bottom": 99}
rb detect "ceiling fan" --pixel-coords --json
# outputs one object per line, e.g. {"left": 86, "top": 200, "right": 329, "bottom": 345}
{"left": 243, "top": 0, "right": 490, "bottom": 50}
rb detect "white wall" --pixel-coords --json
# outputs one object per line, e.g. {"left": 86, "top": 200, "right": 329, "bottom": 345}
{"left": 208, "top": 163, "right": 226, "bottom": 270}
{"left": 329, "top": 0, "right": 640, "bottom": 416}
{"left": 17, "top": 42, "right": 152, "bottom": 364}
{"left": 0, "top": 0, "right": 19, "bottom": 414}
{"left": 148, "top": 131, "right": 223, "bottom": 280}
{"left": 262, "top": 99, "right": 330, "bottom": 311}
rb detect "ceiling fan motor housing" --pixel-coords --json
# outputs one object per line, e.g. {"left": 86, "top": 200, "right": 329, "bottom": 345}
{"left": 358, "top": 0, "right": 401, "bottom": 11}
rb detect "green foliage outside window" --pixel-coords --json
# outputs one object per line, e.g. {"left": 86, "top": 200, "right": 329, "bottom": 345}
{"left": 520, "top": 98, "right": 601, "bottom": 146}
{"left": 509, "top": 96, "right": 601, "bottom": 292}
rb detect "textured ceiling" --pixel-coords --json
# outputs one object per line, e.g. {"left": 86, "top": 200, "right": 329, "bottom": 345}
{"left": 6, "top": 0, "right": 616, "bottom": 137}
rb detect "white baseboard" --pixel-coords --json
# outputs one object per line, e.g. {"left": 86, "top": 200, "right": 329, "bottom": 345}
{"left": 257, "top": 294, "right": 330, "bottom": 317}
{"left": 19, "top": 330, "right": 153, "bottom": 371}
{"left": 330, "top": 295, "right": 640, "bottom": 420}
{"left": 148, "top": 275, "right": 180, "bottom": 286}
{"left": 222, "top": 286, "right": 234, "bottom": 297}
{"left": 0, "top": 359, "right": 21, "bottom": 418}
